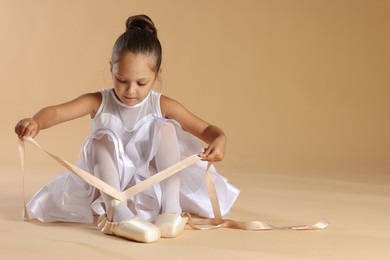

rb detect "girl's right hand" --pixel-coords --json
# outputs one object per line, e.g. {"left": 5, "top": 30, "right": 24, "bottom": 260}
{"left": 15, "top": 118, "right": 40, "bottom": 140}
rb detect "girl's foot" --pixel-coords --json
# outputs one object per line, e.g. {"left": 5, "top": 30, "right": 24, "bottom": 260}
{"left": 154, "top": 213, "right": 188, "bottom": 238}
{"left": 97, "top": 200, "right": 160, "bottom": 243}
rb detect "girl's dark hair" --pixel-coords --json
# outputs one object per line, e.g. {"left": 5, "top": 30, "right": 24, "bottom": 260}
{"left": 111, "top": 15, "right": 162, "bottom": 73}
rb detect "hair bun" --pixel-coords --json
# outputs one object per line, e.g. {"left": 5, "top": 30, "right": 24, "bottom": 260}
{"left": 125, "top": 14, "right": 157, "bottom": 37}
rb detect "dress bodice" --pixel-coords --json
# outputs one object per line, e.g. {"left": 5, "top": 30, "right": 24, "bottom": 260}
{"left": 92, "top": 89, "right": 162, "bottom": 141}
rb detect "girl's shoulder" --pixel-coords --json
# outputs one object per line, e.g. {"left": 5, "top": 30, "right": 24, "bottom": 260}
{"left": 78, "top": 91, "right": 103, "bottom": 119}
{"left": 159, "top": 94, "right": 186, "bottom": 118}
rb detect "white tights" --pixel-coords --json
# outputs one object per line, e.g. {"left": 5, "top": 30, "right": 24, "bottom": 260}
{"left": 154, "top": 123, "right": 182, "bottom": 215}
{"left": 91, "top": 124, "right": 182, "bottom": 222}
{"left": 92, "top": 135, "right": 134, "bottom": 222}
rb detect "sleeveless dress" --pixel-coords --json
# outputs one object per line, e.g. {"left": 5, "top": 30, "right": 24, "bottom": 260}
{"left": 26, "top": 89, "right": 240, "bottom": 223}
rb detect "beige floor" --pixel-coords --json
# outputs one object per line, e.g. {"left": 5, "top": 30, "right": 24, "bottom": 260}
{"left": 1, "top": 164, "right": 389, "bottom": 260}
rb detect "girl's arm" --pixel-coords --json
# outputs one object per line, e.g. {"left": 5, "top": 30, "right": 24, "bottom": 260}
{"left": 160, "top": 95, "right": 227, "bottom": 162}
{"left": 15, "top": 92, "right": 102, "bottom": 140}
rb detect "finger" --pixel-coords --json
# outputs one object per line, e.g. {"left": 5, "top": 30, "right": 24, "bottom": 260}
{"left": 200, "top": 146, "right": 212, "bottom": 157}
{"left": 201, "top": 149, "right": 217, "bottom": 162}
{"left": 20, "top": 120, "right": 31, "bottom": 135}
{"left": 17, "top": 124, "right": 28, "bottom": 138}
{"left": 15, "top": 120, "right": 26, "bottom": 135}
{"left": 17, "top": 118, "right": 29, "bottom": 130}
{"left": 20, "top": 127, "right": 30, "bottom": 140}
{"left": 15, "top": 121, "right": 21, "bottom": 134}
{"left": 23, "top": 128, "right": 32, "bottom": 139}
{"left": 206, "top": 149, "right": 224, "bottom": 162}
{"left": 26, "top": 125, "right": 38, "bottom": 139}
{"left": 21, "top": 123, "right": 36, "bottom": 140}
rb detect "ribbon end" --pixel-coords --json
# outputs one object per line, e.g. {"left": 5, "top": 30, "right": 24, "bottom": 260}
{"left": 23, "top": 204, "right": 30, "bottom": 221}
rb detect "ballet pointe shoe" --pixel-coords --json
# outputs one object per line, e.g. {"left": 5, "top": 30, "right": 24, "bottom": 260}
{"left": 155, "top": 213, "right": 188, "bottom": 238}
{"left": 97, "top": 200, "right": 160, "bottom": 243}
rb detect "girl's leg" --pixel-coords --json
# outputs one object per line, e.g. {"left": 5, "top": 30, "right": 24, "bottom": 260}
{"left": 93, "top": 134, "right": 161, "bottom": 243}
{"left": 91, "top": 135, "right": 134, "bottom": 222}
{"left": 154, "top": 123, "right": 182, "bottom": 214}
{"left": 154, "top": 123, "right": 187, "bottom": 238}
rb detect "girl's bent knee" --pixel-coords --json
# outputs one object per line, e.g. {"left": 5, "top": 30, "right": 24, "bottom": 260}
{"left": 91, "top": 134, "right": 115, "bottom": 149}
{"left": 90, "top": 134, "right": 117, "bottom": 162}
{"left": 159, "top": 122, "right": 176, "bottom": 135}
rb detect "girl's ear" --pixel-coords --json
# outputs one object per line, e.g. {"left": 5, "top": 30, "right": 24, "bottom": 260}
{"left": 109, "top": 61, "right": 113, "bottom": 73}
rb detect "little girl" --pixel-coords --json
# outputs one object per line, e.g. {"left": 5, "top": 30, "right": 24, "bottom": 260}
{"left": 14, "top": 14, "right": 239, "bottom": 243}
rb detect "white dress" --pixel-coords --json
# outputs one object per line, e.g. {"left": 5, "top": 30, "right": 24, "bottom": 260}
{"left": 27, "top": 89, "right": 240, "bottom": 223}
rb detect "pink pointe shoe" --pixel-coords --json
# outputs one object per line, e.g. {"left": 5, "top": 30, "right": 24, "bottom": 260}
{"left": 97, "top": 200, "right": 161, "bottom": 243}
{"left": 154, "top": 213, "right": 188, "bottom": 238}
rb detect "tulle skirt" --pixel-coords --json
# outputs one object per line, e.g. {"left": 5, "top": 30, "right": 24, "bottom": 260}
{"left": 26, "top": 118, "right": 240, "bottom": 223}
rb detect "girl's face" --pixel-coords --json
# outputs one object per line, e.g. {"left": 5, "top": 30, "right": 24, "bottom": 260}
{"left": 111, "top": 52, "right": 159, "bottom": 106}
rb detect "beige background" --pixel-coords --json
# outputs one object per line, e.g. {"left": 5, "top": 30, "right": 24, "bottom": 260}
{"left": 0, "top": 0, "right": 389, "bottom": 259}
{"left": 1, "top": 0, "right": 389, "bottom": 175}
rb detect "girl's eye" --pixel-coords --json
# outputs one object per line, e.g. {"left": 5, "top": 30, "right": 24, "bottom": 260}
{"left": 138, "top": 82, "right": 147, "bottom": 87}
{"left": 116, "top": 77, "right": 127, "bottom": 84}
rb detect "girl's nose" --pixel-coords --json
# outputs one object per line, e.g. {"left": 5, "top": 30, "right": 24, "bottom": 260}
{"left": 126, "top": 83, "right": 136, "bottom": 94}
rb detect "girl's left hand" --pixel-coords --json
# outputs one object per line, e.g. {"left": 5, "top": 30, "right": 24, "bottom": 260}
{"left": 199, "top": 135, "right": 227, "bottom": 162}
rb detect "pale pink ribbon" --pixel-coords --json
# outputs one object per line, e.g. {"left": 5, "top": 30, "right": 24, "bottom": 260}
{"left": 19, "top": 137, "right": 328, "bottom": 231}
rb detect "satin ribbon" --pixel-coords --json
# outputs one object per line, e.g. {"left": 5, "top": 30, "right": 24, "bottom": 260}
{"left": 19, "top": 137, "right": 328, "bottom": 231}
